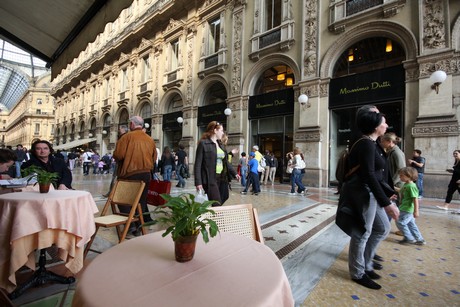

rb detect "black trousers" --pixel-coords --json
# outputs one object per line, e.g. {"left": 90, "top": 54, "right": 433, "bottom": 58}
{"left": 119, "top": 172, "right": 153, "bottom": 223}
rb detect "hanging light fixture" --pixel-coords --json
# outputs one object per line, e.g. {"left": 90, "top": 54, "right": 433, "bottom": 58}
{"left": 386, "top": 39, "right": 393, "bottom": 52}
{"left": 348, "top": 49, "right": 354, "bottom": 62}
{"left": 277, "top": 73, "right": 285, "bottom": 81}
{"left": 285, "top": 78, "right": 293, "bottom": 86}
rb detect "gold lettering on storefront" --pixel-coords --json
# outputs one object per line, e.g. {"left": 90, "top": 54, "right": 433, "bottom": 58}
{"left": 339, "top": 81, "right": 391, "bottom": 95}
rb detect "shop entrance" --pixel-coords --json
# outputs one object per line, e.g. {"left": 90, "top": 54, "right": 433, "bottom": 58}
{"left": 251, "top": 115, "right": 293, "bottom": 183}
{"left": 329, "top": 101, "right": 403, "bottom": 186}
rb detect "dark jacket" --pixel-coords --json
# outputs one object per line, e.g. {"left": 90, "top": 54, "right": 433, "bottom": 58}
{"left": 336, "top": 137, "right": 394, "bottom": 236}
{"left": 22, "top": 155, "right": 73, "bottom": 189}
{"left": 194, "top": 138, "right": 237, "bottom": 187}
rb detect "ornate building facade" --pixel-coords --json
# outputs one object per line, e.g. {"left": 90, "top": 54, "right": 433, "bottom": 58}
{"left": 0, "top": 73, "right": 54, "bottom": 149}
{"left": 51, "top": 0, "right": 460, "bottom": 198}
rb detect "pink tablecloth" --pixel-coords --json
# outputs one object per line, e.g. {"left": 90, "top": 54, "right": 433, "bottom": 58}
{"left": 73, "top": 232, "right": 294, "bottom": 307}
{"left": 0, "top": 190, "right": 98, "bottom": 292}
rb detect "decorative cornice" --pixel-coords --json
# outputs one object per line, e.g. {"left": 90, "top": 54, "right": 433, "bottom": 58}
{"left": 294, "top": 128, "right": 322, "bottom": 142}
{"left": 412, "top": 114, "right": 459, "bottom": 137}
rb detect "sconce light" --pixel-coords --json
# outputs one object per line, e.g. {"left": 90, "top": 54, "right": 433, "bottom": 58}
{"left": 177, "top": 117, "right": 184, "bottom": 124}
{"left": 224, "top": 108, "right": 232, "bottom": 116}
{"left": 285, "top": 77, "right": 293, "bottom": 86}
{"left": 277, "top": 73, "right": 285, "bottom": 81}
{"left": 348, "top": 48, "right": 354, "bottom": 62}
{"left": 88, "top": 133, "right": 93, "bottom": 138}
{"left": 385, "top": 39, "right": 392, "bottom": 53}
{"left": 430, "top": 70, "right": 447, "bottom": 94}
{"left": 144, "top": 123, "right": 150, "bottom": 129}
{"left": 102, "top": 130, "right": 108, "bottom": 135}
{"left": 298, "top": 93, "right": 310, "bottom": 109}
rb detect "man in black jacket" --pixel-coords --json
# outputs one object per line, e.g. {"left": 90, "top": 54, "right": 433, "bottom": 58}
{"left": 21, "top": 140, "right": 72, "bottom": 190}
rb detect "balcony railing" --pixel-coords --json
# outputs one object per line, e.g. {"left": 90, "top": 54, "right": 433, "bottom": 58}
{"left": 259, "top": 29, "right": 281, "bottom": 49}
{"left": 329, "top": 0, "right": 404, "bottom": 33}
{"left": 167, "top": 71, "right": 177, "bottom": 83}
{"left": 204, "top": 54, "right": 218, "bottom": 69}
{"left": 347, "top": 0, "right": 383, "bottom": 16}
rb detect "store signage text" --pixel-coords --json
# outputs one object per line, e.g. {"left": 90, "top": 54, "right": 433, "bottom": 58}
{"left": 339, "top": 81, "right": 391, "bottom": 95}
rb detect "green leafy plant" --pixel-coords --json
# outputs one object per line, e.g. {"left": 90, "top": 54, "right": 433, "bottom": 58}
{"left": 21, "top": 165, "right": 60, "bottom": 186}
{"left": 145, "top": 193, "right": 219, "bottom": 243}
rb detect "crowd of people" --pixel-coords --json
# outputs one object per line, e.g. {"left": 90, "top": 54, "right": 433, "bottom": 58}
{"left": 1, "top": 113, "right": 458, "bottom": 246}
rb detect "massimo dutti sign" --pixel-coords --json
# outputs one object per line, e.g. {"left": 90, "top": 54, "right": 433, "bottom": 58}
{"left": 249, "top": 88, "right": 294, "bottom": 119}
{"left": 163, "top": 111, "right": 182, "bottom": 130}
{"left": 197, "top": 102, "right": 227, "bottom": 127}
{"left": 329, "top": 65, "right": 405, "bottom": 108}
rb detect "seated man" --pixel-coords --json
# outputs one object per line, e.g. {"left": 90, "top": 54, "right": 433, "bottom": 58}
{"left": 0, "top": 148, "right": 21, "bottom": 194}
{"left": 21, "top": 140, "right": 72, "bottom": 190}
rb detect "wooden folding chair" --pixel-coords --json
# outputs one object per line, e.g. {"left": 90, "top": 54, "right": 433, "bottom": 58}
{"left": 207, "top": 204, "right": 264, "bottom": 244}
{"left": 84, "top": 179, "right": 146, "bottom": 258}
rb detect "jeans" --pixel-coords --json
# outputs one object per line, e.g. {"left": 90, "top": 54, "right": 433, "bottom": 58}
{"left": 417, "top": 173, "right": 424, "bottom": 197}
{"left": 396, "top": 211, "right": 424, "bottom": 241}
{"left": 240, "top": 166, "right": 247, "bottom": 186}
{"left": 348, "top": 193, "right": 391, "bottom": 279}
{"left": 83, "top": 162, "right": 91, "bottom": 175}
{"left": 14, "top": 161, "right": 22, "bottom": 178}
{"left": 243, "top": 172, "right": 260, "bottom": 193}
{"left": 290, "top": 169, "right": 305, "bottom": 193}
{"left": 162, "top": 165, "right": 172, "bottom": 181}
{"left": 176, "top": 164, "right": 185, "bottom": 187}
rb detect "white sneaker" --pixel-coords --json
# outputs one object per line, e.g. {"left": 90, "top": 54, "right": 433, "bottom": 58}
{"left": 288, "top": 192, "right": 296, "bottom": 196}
{"left": 436, "top": 206, "right": 449, "bottom": 211}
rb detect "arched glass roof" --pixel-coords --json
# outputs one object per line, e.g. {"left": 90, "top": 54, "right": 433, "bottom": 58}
{"left": 0, "top": 39, "right": 49, "bottom": 111}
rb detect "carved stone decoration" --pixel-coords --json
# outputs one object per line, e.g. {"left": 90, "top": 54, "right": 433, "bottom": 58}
{"left": 294, "top": 129, "right": 321, "bottom": 142}
{"left": 303, "top": 1, "right": 318, "bottom": 78}
{"left": 186, "top": 33, "right": 194, "bottom": 106}
{"left": 231, "top": 8, "right": 243, "bottom": 96}
{"left": 422, "top": 0, "right": 446, "bottom": 51}
{"left": 412, "top": 114, "right": 459, "bottom": 137}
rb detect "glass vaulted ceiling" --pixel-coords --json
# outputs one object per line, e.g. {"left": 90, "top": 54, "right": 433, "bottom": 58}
{"left": 0, "top": 39, "right": 49, "bottom": 112}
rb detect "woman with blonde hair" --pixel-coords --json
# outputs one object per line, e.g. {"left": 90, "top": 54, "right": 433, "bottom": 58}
{"left": 288, "top": 147, "right": 307, "bottom": 195}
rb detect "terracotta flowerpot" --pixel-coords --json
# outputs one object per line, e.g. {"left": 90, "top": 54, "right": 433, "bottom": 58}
{"left": 174, "top": 235, "right": 198, "bottom": 262}
{"left": 39, "top": 183, "right": 51, "bottom": 193}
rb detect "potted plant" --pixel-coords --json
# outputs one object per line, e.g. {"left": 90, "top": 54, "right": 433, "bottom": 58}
{"left": 21, "top": 165, "right": 60, "bottom": 193}
{"left": 144, "top": 193, "right": 219, "bottom": 262}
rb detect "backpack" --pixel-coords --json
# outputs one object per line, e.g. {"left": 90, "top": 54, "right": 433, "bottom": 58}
{"left": 336, "top": 137, "right": 367, "bottom": 182}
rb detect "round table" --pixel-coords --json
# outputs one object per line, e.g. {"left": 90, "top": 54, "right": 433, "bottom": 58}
{"left": 73, "top": 232, "right": 294, "bottom": 307}
{"left": 0, "top": 190, "right": 98, "bottom": 293}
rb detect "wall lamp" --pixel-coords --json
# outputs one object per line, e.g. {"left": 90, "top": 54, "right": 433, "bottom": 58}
{"left": 102, "top": 130, "right": 108, "bottom": 135}
{"left": 224, "top": 108, "right": 232, "bottom": 116}
{"left": 88, "top": 133, "right": 93, "bottom": 138}
{"left": 177, "top": 117, "right": 184, "bottom": 124}
{"left": 298, "top": 93, "right": 310, "bottom": 109}
{"left": 430, "top": 70, "right": 447, "bottom": 94}
{"left": 144, "top": 123, "right": 150, "bottom": 129}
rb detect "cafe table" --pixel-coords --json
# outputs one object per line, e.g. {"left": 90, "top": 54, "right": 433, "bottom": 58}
{"left": 73, "top": 232, "right": 294, "bottom": 307}
{"left": 0, "top": 190, "right": 98, "bottom": 297}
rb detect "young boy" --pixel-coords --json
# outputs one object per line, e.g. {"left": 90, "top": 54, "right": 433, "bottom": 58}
{"left": 396, "top": 166, "right": 426, "bottom": 245}
{"left": 240, "top": 152, "right": 260, "bottom": 195}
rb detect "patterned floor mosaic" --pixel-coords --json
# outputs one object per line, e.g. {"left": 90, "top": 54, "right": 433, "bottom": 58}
{"left": 5, "top": 172, "right": 460, "bottom": 306}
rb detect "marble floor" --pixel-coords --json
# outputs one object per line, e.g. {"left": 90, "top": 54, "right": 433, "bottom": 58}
{"left": 5, "top": 170, "right": 460, "bottom": 306}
